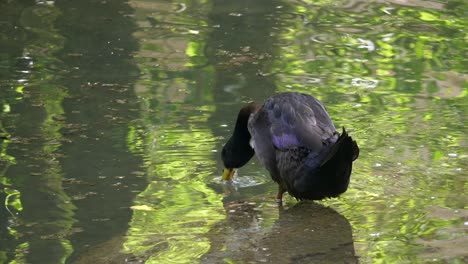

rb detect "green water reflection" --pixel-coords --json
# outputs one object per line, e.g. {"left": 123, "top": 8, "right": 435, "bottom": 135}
{"left": 0, "top": 0, "right": 466, "bottom": 263}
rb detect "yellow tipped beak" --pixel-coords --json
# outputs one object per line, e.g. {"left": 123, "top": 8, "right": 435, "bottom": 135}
{"left": 222, "top": 168, "right": 236, "bottom": 181}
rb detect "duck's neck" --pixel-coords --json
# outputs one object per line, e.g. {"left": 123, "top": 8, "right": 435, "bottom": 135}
{"left": 222, "top": 103, "right": 259, "bottom": 169}
{"left": 232, "top": 103, "right": 258, "bottom": 142}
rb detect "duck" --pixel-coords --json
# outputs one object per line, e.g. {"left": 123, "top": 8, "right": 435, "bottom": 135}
{"left": 221, "top": 92, "right": 359, "bottom": 202}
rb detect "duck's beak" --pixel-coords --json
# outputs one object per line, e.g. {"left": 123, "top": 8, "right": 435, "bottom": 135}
{"left": 222, "top": 168, "right": 236, "bottom": 181}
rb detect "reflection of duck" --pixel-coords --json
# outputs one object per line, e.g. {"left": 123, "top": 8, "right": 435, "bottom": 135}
{"left": 202, "top": 201, "right": 357, "bottom": 263}
{"left": 222, "top": 92, "right": 359, "bottom": 201}
{"left": 262, "top": 202, "right": 357, "bottom": 263}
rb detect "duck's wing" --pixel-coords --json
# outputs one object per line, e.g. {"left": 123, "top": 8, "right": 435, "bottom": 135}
{"left": 263, "top": 92, "right": 337, "bottom": 151}
{"left": 247, "top": 93, "right": 337, "bottom": 180}
{"left": 248, "top": 106, "right": 279, "bottom": 179}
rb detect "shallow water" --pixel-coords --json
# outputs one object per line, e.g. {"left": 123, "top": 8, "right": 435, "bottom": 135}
{"left": 0, "top": 0, "right": 466, "bottom": 263}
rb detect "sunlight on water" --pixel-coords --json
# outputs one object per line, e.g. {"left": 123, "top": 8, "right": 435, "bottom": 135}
{"left": 0, "top": 0, "right": 466, "bottom": 263}
{"left": 124, "top": 102, "right": 226, "bottom": 262}
{"left": 123, "top": 0, "right": 466, "bottom": 262}
{"left": 122, "top": 3, "right": 228, "bottom": 260}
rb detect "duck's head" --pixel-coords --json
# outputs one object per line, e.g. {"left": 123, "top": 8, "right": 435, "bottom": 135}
{"left": 221, "top": 103, "right": 259, "bottom": 181}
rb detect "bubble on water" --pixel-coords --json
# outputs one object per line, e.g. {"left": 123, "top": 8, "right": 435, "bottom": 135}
{"left": 351, "top": 78, "right": 378, "bottom": 88}
{"left": 382, "top": 7, "right": 394, "bottom": 15}
{"left": 306, "top": 78, "right": 321, "bottom": 83}
{"left": 175, "top": 3, "right": 186, "bottom": 13}
{"left": 358, "top": 38, "right": 375, "bottom": 51}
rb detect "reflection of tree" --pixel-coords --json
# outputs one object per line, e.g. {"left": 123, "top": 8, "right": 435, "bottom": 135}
{"left": 123, "top": 122, "right": 226, "bottom": 262}
{"left": 268, "top": 2, "right": 467, "bottom": 262}
{"left": 1, "top": 0, "right": 465, "bottom": 262}
{"left": 123, "top": 1, "right": 226, "bottom": 262}
{"left": 0, "top": 1, "right": 31, "bottom": 261}
{"left": 54, "top": 0, "right": 146, "bottom": 262}
{"left": 0, "top": 1, "right": 75, "bottom": 262}
{"left": 206, "top": 0, "right": 285, "bottom": 102}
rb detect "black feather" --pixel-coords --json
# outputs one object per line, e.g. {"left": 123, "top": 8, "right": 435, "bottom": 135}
{"left": 221, "top": 92, "right": 359, "bottom": 201}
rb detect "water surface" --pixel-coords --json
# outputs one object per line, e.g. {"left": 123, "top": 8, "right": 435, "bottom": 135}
{"left": 0, "top": 0, "right": 466, "bottom": 263}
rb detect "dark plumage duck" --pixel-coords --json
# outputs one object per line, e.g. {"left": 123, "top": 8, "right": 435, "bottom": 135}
{"left": 221, "top": 92, "right": 359, "bottom": 202}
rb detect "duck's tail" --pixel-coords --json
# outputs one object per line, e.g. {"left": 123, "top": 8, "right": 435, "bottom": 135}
{"left": 319, "top": 127, "right": 359, "bottom": 193}
{"left": 292, "top": 127, "right": 359, "bottom": 200}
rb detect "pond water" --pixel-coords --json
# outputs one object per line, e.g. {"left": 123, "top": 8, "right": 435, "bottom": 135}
{"left": 0, "top": 0, "right": 466, "bottom": 263}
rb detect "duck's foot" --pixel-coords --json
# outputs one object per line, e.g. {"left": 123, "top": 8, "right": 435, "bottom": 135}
{"left": 276, "top": 185, "right": 286, "bottom": 204}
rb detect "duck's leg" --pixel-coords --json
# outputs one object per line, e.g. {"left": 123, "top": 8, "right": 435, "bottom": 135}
{"left": 275, "top": 185, "right": 286, "bottom": 203}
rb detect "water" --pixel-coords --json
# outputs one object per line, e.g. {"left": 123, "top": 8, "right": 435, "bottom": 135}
{"left": 0, "top": 0, "right": 466, "bottom": 263}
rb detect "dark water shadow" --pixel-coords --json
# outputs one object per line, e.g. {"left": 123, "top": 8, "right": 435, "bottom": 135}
{"left": 203, "top": 199, "right": 357, "bottom": 263}
{"left": 53, "top": 0, "right": 146, "bottom": 262}
{"left": 267, "top": 202, "right": 357, "bottom": 263}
